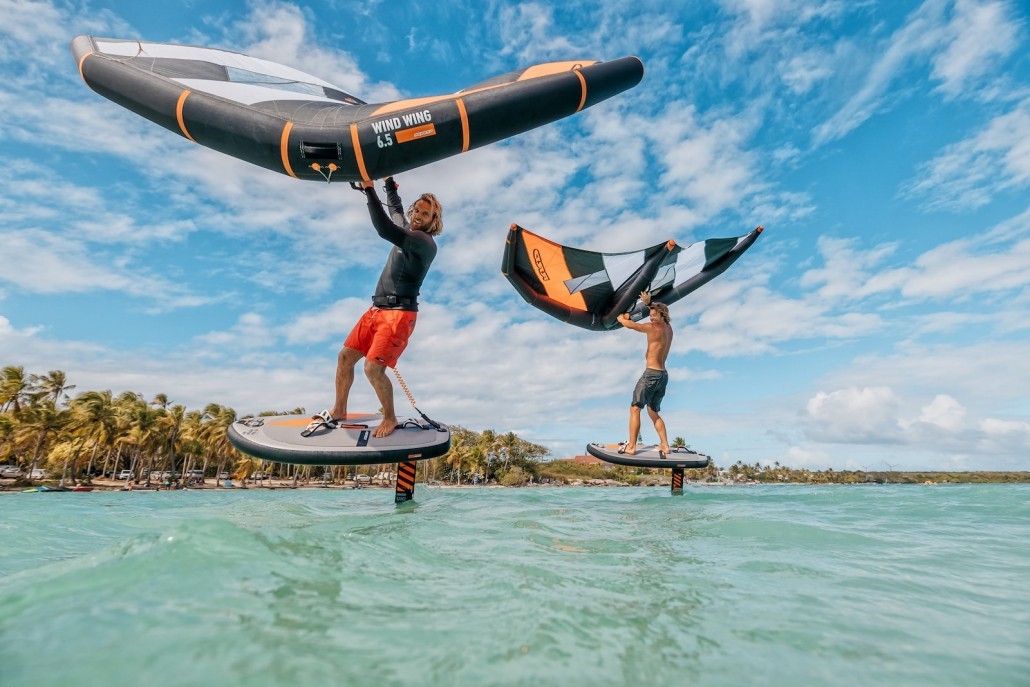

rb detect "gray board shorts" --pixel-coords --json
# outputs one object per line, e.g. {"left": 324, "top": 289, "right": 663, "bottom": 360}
{"left": 631, "top": 368, "right": 669, "bottom": 411}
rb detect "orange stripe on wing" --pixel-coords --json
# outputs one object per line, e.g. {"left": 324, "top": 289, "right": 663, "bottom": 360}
{"left": 518, "top": 60, "right": 598, "bottom": 80}
{"left": 370, "top": 95, "right": 455, "bottom": 117}
{"left": 369, "top": 62, "right": 596, "bottom": 117}
{"left": 350, "top": 124, "right": 369, "bottom": 181}
{"left": 573, "top": 69, "right": 587, "bottom": 112}
{"left": 176, "top": 90, "right": 196, "bottom": 142}
{"left": 280, "top": 122, "right": 297, "bottom": 178}
{"left": 77, "top": 52, "right": 93, "bottom": 83}
{"left": 519, "top": 230, "right": 588, "bottom": 311}
{"left": 456, "top": 99, "right": 470, "bottom": 152}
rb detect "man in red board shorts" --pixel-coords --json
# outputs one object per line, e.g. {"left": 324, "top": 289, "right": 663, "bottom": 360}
{"left": 306, "top": 177, "right": 442, "bottom": 439}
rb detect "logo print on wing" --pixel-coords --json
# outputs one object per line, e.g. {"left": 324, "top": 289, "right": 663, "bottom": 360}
{"left": 532, "top": 249, "right": 550, "bottom": 281}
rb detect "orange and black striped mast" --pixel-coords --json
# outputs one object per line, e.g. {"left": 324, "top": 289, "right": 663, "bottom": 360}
{"left": 394, "top": 461, "right": 418, "bottom": 503}
{"left": 671, "top": 468, "right": 685, "bottom": 494}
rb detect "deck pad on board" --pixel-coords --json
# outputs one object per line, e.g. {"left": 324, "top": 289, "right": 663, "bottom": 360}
{"left": 228, "top": 412, "right": 450, "bottom": 466}
{"left": 586, "top": 442, "right": 710, "bottom": 469}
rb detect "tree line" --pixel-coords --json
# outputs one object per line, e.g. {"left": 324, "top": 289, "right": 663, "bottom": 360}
{"left": 11, "top": 366, "right": 1016, "bottom": 489}
{"left": 0, "top": 366, "right": 551, "bottom": 487}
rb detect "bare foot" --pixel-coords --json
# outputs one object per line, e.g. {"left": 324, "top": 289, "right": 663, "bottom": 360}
{"left": 373, "top": 417, "right": 398, "bottom": 438}
{"left": 623, "top": 444, "right": 636, "bottom": 456}
{"left": 659, "top": 445, "right": 670, "bottom": 454}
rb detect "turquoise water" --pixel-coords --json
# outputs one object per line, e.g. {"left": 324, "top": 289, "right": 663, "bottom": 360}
{"left": 1, "top": 485, "right": 1028, "bottom": 686}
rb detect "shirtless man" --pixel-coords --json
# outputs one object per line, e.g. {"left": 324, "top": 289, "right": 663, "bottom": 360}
{"left": 306, "top": 177, "right": 443, "bottom": 439}
{"left": 616, "top": 292, "right": 673, "bottom": 456}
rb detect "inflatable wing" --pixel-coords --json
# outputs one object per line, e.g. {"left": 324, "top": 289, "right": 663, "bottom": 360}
{"left": 71, "top": 36, "right": 643, "bottom": 183}
{"left": 502, "top": 224, "right": 763, "bottom": 331}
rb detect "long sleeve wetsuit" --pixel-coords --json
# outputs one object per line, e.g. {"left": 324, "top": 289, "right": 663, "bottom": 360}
{"left": 364, "top": 186, "right": 437, "bottom": 311}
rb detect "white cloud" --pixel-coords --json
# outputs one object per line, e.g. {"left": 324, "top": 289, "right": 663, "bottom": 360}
{"left": 812, "top": 0, "right": 949, "bottom": 145}
{"left": 0, "top": 314, "right": 41, "bottom": 338}
{"left": 0, "top": 229, "right": 197, "bottom": 301}
{"left": 798, "top": 213, "right": 1030, "bottom": 307}
{"left": 282, "top": 298, "right": 368, "bottom": 346}
{"left": 780, "top": 49, "right": 835, "bottom": 95}
{"left": 812, "top": 0, "right": 1022, "bottom": 147}
{"left": 843, "top": 341, "right": 1030, "bottom": 402}
{"left": 979, "top": 417, "right": 1030, "bottom": 444}
{"left": 495, "top": 3, "right": 584, "bottom": 63}
{"left": 791, "top": 340, "right": 1030, "bottom": 467}
{"left": 194, "top": 312, "right": 276, "bottom": 350}
{"left": 911, "top": 394, "right": 967, "bottom": 430}
{"left": 800, "top": 236, "right": 899, "bottom": 301}
{"left": 0, "top": 0, "right": 133, "bottom": 90}
{"left": 646, "top": 104, "right": 787, "bottom": 222}
{"left": 904, "top": 100, "right": 1030, "bottom": 211}
{"left": 900, "top": 232, "right": 1030, "bottom": 298}
{"left": 782, "top": 444, "right": 832, "bottom": 469}
{"left": 225, "top": 0, "right": 401, "bottom": 103}
{"left": 0, "top": 0, "right": 66, "bottom": 52}
{"left": 799, "top": 384, "right": 1027, "bottom": 467}
{"left": 719, "top": 0, "right": 850, "bottom": 58}
{"left": 0, "top": 163, "right": 217, "bottom": 307}
{"left": 804, "top": 386, "right": 904, "bottom": 443}
{"left": 931, "top": 0, "right": 1021, "bottom": 97}
{"left": 684, "top": 284, "right": 882, "bottom": 356}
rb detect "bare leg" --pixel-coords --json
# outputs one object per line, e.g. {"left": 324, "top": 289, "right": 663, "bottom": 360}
{"left": 329, "top": 347, "right": 362, "bottom": 421}
{"left": 365, "top": 360, "right": 398, "bottom": 437}
{"left": 648, "top": 407, "right": 670, "bottom": 453}
{"left": 626, "top": 405, "right": 641, "bottom": 455}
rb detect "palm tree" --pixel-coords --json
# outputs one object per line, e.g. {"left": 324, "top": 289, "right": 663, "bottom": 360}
{"left": 0, "top": 366, "right": 30, "bottom": 413}
{"left": 114, "top": 392, "right": 160, "bottom": 483}
{"left": 496, "top": 431, "right": 520, "bottom": 475}
{"left": 79, "top": 390, "right": 118, "bottom": 483}
{"left": 96, "top": 391, "right": 140, "bottom": 479}
{"left": 32, "top": 370, "right": 76, "bottom": 407}
{"left": 233, "top": 455, "right": 263, "bottom": 484}
{"left": 443, "top": 427, "right": 477, "bottom": 484}
{"left": 156, "top": 404, "right": 186, "bottom": 487}
{"left": 465, "top": 443, "right": 486, "bottom": 484}
{"left": 0, "top": 413, "right": 17, "bottom": 464}
{"left": 61, "top": 390, "right": 117, "bottom": 486}
{"left": 178, "top": 410, "right": 206, "bottom": 484}
{"left": 200, "top": 404, "right": 237, "bottom": 486}
{"left": 16, "top": 400, "right": 70, "bottom": 481}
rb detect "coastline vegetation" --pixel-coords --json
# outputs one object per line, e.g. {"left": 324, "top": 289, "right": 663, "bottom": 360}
{"left": 0, "top": 366, "right": 550, "bottom": 489}
{"left": 2, "top": 366, "right": 1027, "bottom": 489}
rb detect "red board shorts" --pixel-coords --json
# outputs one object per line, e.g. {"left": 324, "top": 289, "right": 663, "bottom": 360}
{"left": 344, "top": 307, "right": 417, "bottom": 368}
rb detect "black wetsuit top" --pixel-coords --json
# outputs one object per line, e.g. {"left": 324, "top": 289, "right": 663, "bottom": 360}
{"left": 365, "top": 186, "right": 437, "bottom": 312}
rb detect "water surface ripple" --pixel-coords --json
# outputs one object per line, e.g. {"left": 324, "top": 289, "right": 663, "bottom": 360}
{"left": 1, "top": 484, "right": 1027, "bottom": 686}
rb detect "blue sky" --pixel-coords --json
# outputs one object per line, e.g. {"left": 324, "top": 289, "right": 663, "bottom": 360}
{"left": 1, "top": 0, "right": 1028, "bottom": 471}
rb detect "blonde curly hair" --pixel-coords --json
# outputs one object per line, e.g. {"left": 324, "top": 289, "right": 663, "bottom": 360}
{"left": 408, "top": 193, "right": 443, "bottom": 236}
